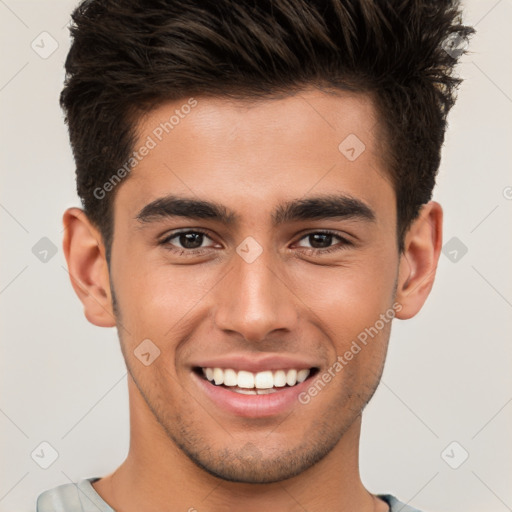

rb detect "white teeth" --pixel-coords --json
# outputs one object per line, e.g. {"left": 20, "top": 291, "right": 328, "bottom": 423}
{"left": 273, "top": 370, "right": 287, "bottom": 387}
{"left": 231, "top": 388, "right": 278, "bottom": 395}
{"left": 254, "top": 370, "right": 273, "bottom": 389}
{"left": 233, "top": 388, "right": 257, "bottom": 395}
{"left": 297, "top": 369, "right": 310, "bottom": 383}
{"left": 201, "top": 367, "right": 311, "bottom": 389}
{"left": 223, "top": 368, "right": 238, "bottom": 387}
{"left": 237, "top": 370, "right": 255, "bottom": 388}
{"left": 213, "top": 367, "right": 224, "bottom": 385}
{"left": 286, "top": 369, "right": 297, "bottom": 386}
{"left": 256, "top": 388, "right": 277, "bottom": 395}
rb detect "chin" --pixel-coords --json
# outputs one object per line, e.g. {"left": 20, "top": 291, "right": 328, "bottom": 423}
{"left": 172, "top": 426, "right": 344, "bottom": 484}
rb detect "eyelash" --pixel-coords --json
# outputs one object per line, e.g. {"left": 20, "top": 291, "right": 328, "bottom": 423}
{"left": 159, "top": 229, "right": 352, "bottom": 257}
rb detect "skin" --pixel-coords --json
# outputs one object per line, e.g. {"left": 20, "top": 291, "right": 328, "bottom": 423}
{"left": 63, "top": 88, "right": 442, "bottom": 512}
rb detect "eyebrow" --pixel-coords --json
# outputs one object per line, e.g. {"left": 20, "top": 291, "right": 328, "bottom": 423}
{"left": 135, "top": 193, "right": 376, "bottom": 226}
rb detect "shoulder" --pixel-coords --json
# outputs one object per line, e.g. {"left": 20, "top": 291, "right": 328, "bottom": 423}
{"left": 36, "top": 478, "right": 113, "bottom": 512}
{"left": 37, "top": 482, "right": 82, "bottom": 512}
{"left": 378, "top": 494, "right": 425, "bottom": 512}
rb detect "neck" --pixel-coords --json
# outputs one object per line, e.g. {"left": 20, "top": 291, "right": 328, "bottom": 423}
{"left": 92, "top": 375, "right": 382, "bottom": 512}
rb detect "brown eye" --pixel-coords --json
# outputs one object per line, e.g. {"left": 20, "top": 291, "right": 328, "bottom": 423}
{"left": 295, "top": 231, "right": 351, "bottom": 254}
{"left": 174, "top": 232, "right": 205, "bottom": 249}
{"left": 160, "top": 229, "right": 217, "bottom": 254}
{"left": 303, "top": 233, "right": 335, "bottom": 249}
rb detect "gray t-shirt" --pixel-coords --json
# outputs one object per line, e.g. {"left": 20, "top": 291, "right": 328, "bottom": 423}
{"left": 36, "top": 477, "right": 424, "bottom": 512}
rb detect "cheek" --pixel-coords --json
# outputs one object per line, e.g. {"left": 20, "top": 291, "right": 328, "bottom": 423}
{"left": 111, "top": 253, "right": 217, "bottom": 342}
{"left": 290, "top": 251, "right": 397, "bottom": 371}
{"left": 295, "top": 260, "right": 397, "bottom": 329}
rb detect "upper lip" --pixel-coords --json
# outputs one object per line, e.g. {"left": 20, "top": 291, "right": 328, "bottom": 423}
{"left": 192, "top": 353, "right": 320, "bottom": 373}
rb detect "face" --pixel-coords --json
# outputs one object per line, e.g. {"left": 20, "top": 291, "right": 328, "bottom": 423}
{"left": 105, "top": 89, "right": 401, "bottom": 483}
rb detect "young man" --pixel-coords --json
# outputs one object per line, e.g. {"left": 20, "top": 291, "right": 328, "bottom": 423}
{"left": 37, "top": 1, "right": 473, "bottom": 511}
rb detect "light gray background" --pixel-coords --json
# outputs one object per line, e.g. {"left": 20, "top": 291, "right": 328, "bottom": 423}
{"left": 1, "top": 1, "right": 511, "bottom": 511}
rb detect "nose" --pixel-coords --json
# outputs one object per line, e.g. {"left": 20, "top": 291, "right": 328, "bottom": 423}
{"left": 213, "top": 246, "right": 299, "bottom": 343}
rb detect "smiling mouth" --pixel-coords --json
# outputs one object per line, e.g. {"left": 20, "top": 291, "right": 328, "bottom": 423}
{"left": 194, "top": 366, "right": 319, "bottom": 395}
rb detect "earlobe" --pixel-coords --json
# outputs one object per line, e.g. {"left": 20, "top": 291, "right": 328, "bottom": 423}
{"left": 62, "top": 207, "right": 116, "bottom": 327}
{"left": 395, "top": 201, "right": 443, "bottom": 320}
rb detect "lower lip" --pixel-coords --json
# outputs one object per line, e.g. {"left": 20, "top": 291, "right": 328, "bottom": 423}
{"left": 192, "top": 371, "right": 313, "bottom": 418}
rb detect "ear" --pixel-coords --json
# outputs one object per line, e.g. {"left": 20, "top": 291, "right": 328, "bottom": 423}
{"left": 395, "top": 201, "right": 443, "bottom": 320}
{"left": 62, "top": 207, "right": 116, "bottom": 327}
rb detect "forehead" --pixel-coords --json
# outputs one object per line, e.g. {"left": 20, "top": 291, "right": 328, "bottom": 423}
{"left": 117, "top": 88, "right": 394, "bottom": 223}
